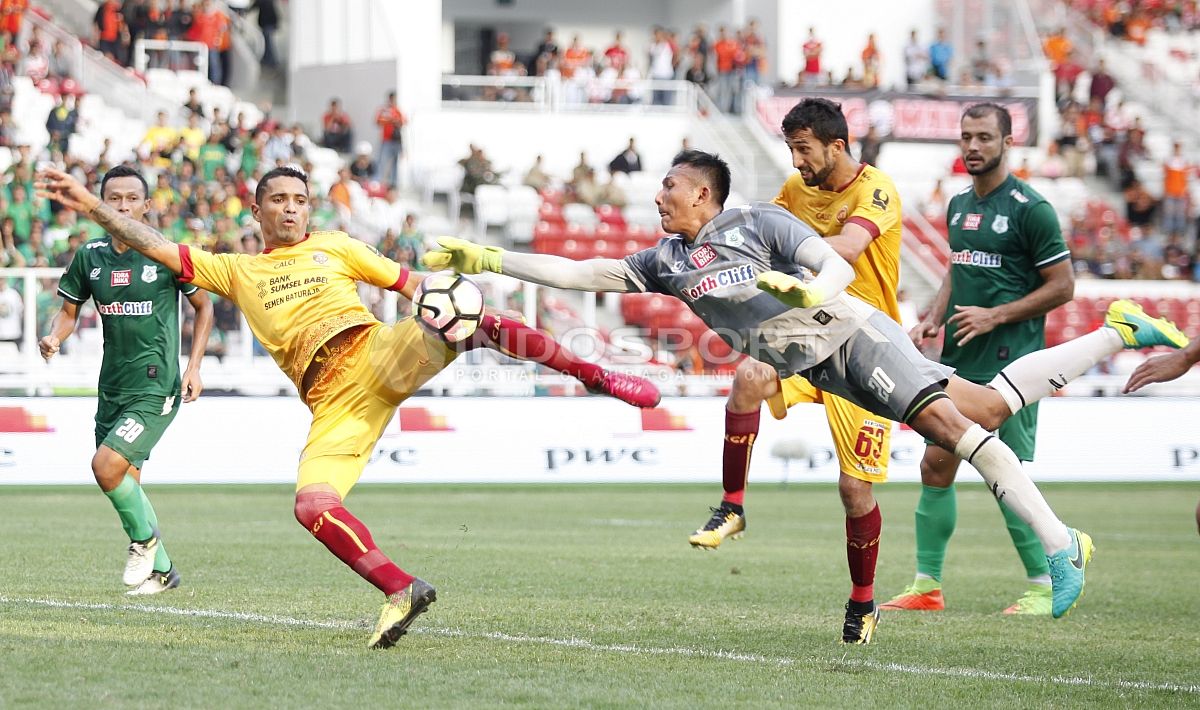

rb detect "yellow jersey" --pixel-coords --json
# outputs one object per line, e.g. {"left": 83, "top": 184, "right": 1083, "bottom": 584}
{"left": 179, "top": 230, "right": 408, "bottom": 389}
{"left": 773, "top": 164, "right": 902, "bottom": 321}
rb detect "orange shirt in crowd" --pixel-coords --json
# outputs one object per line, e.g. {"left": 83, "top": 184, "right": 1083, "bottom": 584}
{"left": 561, "top": 45, "right": 590, "bottom": 78}
{"left": 713, "top": 38, "right": 741, "bottom": 73}
{"left": 96, "top": 0, "right": 122, "bottom": 42}
{"left": 375, "top": 105, "right": 405, "bottom": 142}
{"left": 1164, "top": 156, "right": 1192, "bottom": 198}
{"left": 2, "top": 0, "right": 27, "bottom": 36}
{"left": 1043, "top": 33, "right": 1072, "bottom": 66}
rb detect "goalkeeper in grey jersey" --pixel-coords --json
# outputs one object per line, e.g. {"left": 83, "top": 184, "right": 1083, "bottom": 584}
{"left": 425, "top": 149, "right": 1189, "bottom": 630}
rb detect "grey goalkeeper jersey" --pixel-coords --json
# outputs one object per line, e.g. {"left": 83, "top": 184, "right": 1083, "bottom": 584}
{"left": 620, "top": 203, "right": 875, "bottom": 375}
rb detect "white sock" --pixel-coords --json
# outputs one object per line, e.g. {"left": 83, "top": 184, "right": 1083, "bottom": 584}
{"left": 954, "top": 424, "right": 1071, "bottom": 554}
{"left": 1028, "top": 574, "right": 1052, "bottom": 586}
{"left": 988, "top": 328, "right": 1123, "bottom": 415}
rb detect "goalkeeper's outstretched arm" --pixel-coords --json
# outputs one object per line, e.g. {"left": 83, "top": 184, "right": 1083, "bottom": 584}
{"left": 422, "top": 237, "right": 636, "bottom": 292}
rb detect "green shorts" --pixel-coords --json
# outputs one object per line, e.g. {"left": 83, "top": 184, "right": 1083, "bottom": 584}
{"left": 95, "top": 390, "right": 181, "bottom": 469}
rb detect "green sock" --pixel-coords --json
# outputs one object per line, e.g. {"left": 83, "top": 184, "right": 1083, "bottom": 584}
{"left": 103, "top": 475, "right": 154, "bottom": 542}
{"left": 998, "top": 498, "right": 1049, "bottom": 578}
{"left": 914, "top": 484, "right": 957, "bottom": 582}
{"left": 138, "top": 486, "right": 172, "bottom": 573}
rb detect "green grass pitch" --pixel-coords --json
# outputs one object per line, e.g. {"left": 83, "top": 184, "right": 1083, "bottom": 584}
{"left": 1, "top": 482, "right": 1198, "bottom": 708}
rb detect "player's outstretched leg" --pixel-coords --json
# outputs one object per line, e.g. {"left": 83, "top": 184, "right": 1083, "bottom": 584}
{"left": 977, "top": 301, "right": 1188, "bottom": 424}
{"left": 468, "top": 313, "right": 660, "bottom": 408}
{"left": 910, "top": 399, "right": 1091, "bottom": 618}
{"left": 294, "top": 482, "right": 435, "bottom": 648}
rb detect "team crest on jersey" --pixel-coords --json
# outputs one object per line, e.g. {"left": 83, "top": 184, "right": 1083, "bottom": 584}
{"left": 992, "top": 215, "right": 1009, "bottom": 234}
{"left": 111, "top": 269, "right": 131, "bottom": 286}
{"left": 141, "top": 265, "right": 158, "bottom": 283}
{"left": 950, "top": 212, "right": 962, "bottom": 226}
{"left": 724, "top": 229, "right": 745, "bottom": 247}
{"left": 89, "top": 267, "right": 102, "bottom": 280}
{"left": 963, "top": 213, "right": 983, "bottom": 231}
{"left": 836, "top": 205, "right": 849, "bottom": 223}
{"left": 690, "top": 244, "right": 718, "bottom": 268}
{"left": 312, "top": 251, "right": 329, "bottom": 265}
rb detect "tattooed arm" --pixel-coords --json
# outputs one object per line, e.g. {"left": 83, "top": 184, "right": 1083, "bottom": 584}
{"left": 36, "top": 167, "right": 183, "bottom": 273}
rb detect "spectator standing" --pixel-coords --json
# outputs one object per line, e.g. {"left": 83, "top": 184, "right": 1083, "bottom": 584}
{"left": 187, "top": 0, "right": 223, "bottom": 85}
{"left": 487, "top": 32, "right": 516, "bottom": 75}
{"left": 861, "top": 33, "right": 881, "bottom": 88}
{"left": 321, "top": 98, "right": 353, "bottom": 153}
{"left": 603, "top": 31, "right": 628, "bottom": 72}
{"left": 45, "top": 94, "right": 78, "bottom": 155}
{"left": 970, "top": 40, "right": 993, "bottom": 84}
{"left": 648, "top": 27, "right": 676, "bottom": 105}
{"left": 253, "top": 0, "right": 279, "bottom": 70}
{"left": 1162, "top": 141, "right": 1193, "bottom": 238}
{"left": 48, "top": 40, "right": 73, "bottom": 80}
{"left": 1, "top": 0, "right": 26, "bottom": 38}
{"left": 929, "top": 28, "right": 953, "bottom": 81}
{"left": 802, "top": 27, "right": 822, "bottom": 86}
{"left": 904, "top": 29, "right": 927, "bottom": 87}
{"left": 560, "top": 35, "right": 590, "bottom": 80}
{"left": 94, "top": 0, "right": 124, "bottom": 63}
{"left": 1089, "top": 58, "right": 1115, "bottom": 106}
{"left": 374, "top": 91, "right": 406, "bottom": 188}
{"left": 608, "top": 137, "right": 642, "bottom": 175}
{"left": 532, "top": 28, "right": 559, "bottom": 71}
{"left": 713, "top": 26, "right": 742, "bottom": 113}
{"left": 743, "top": 19, "right": 765, "bottom": 86}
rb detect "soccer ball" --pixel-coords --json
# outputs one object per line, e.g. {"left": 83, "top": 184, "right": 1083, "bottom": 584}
{"left": 412, "top": 271, "right": 485, "bottom": 343}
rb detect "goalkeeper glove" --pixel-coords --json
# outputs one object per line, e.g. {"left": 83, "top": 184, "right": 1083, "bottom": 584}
{"left": 420, "top": 237, "right": 505, "bottom": 275}
{"left": 756, "top": 270, "right": 825, "bottom": 309}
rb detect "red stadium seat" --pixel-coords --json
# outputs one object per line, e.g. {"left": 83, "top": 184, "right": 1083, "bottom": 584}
{"left": 538, "top": 201, "right": 564, "bottom": 224}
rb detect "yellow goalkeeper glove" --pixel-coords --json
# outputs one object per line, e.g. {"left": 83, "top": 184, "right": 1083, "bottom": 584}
{"left": 420, "top": 237, "right": 505, "bottom": 275}
{"left": 756, "top": 270, "right": 825, "bottom": 309}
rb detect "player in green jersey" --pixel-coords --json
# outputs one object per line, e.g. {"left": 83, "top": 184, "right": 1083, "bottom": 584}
{"left": 882, "top": 103, "right": 1076, "bottom": 615}
{"left": 39, "top": 165, "right": 214, "bottom": 595}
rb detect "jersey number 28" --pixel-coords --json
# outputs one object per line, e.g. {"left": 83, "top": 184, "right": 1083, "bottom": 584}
{"left": 115, "top": 418, "right": 145, "bottom": 443}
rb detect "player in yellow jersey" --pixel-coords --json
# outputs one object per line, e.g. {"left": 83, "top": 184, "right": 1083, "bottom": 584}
{"left": 686, "top": 98, "right": 902, "bottom": 644}
{"left": 37, "top": 165, "right": 659, "bottom": 649}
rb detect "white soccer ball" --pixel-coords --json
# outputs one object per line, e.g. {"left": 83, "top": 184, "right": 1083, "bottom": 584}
{"left": 412, "top": 271, "right": 485, "bottom": 343}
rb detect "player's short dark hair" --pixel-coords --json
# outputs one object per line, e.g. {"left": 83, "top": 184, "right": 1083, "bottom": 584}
{"left": 671, "top": 149, "right": 730, "bottom": 206}
{"left": 962, "top": 102, "right": 1012, "bottom": 138}
{"left": 100, "top": 164, "right": 149, "bottom": 199}
{"left": 781, "top": 97, "right": 849, "bottom": 146}
{"left": 255, "top": 166, "right": 310, "bottom": 204}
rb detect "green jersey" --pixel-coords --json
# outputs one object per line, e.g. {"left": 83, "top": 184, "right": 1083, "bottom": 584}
{"left": 941, "top": 175, "right": 1070, "bottom": 382}
{"left": 56, "top": 237, "right": 198, "bottom": 395}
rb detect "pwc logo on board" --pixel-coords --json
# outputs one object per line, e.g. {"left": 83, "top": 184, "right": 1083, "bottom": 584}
{"left": 0, "top": 407, "right": 54, "bottom": 432}
{"left": 640, "top": 408, "right": 692, "bottom": 431}
{"left": 397, "top": 408, "right": 453, "bottom": 432}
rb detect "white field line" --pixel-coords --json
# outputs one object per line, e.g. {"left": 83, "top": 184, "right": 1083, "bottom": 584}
{"left": 2, "top": 596, "right": 1197, "bottom": 695}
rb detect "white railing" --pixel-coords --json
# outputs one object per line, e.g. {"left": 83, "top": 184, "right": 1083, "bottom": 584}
{"left": 23, "top": 10, "right": 175, "bottom": 123}
{"left": 132, "top": 39, "right": 210, "bottom": 79}
{"left": 441, "top": 75, "right": 696, "bottom": 114}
